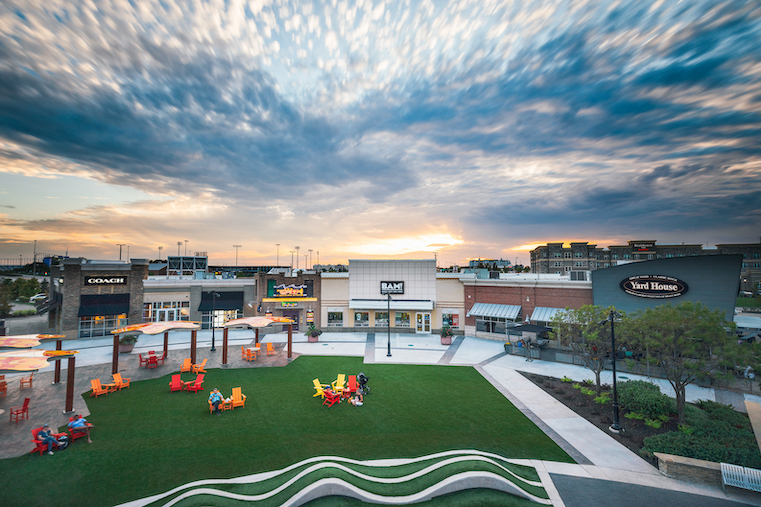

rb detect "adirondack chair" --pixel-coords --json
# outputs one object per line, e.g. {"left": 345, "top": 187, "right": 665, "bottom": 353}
{"left": 10, "top": 398, "right": 30, "bottom": 422}
{"left": 169, "top": 374, "right": 183, "bottom": 392}
{"left": 112, "top": 373, "right": 131, "bottom": 390}
{"left": 180, "top": 358, "right": 192, "bottom": 373}
{"left": 0, "top": 379, "right": 6, "bottom": 397}
{"left": 30, "top": 426, "right": 66, "bottom": 455}
{"left": 68, "top": 416, "right": 93, "bottom": 442}
{"left": 312, "top": 378, "right": 328, "bottom": 398}
{"left": 90, "top": 379, "right": 115, "bottom": 397}
{"left": 266, "top": 342, "right": 275, "bottom": 356}
{"left": 192, "top": 358, "right": 207, "bottom": 374}
{"left": 347, "top": 375, "right": 358, "bottom": 394}
{"left": 231, "top": 387, "right": 246, "bottom": 409}
{"left": 322, "top": 389, "right": 341, "bottom": 407}
{"left": 20, "top": 372, "right": 33, "bottom": 388}
{"left": 331, "top": 374, "right": 346, "bottom": 392}
{"left": 185, "top": 374, "right": 205, "bottom": 393}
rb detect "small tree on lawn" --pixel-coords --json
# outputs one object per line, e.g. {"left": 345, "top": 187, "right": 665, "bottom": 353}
{"left": 551, "top": 305, "right": 623, "bottom": 395}
{"left": 630, "top": 301, "right": 733, "bottom": 425}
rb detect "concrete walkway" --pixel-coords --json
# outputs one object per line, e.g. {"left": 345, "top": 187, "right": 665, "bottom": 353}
{"left": 1, "top": 330, "right": 758, "bottom": 506}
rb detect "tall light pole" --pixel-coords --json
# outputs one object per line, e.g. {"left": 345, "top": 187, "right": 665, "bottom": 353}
{"left": 276, "top": 244, "right": 280, "bottom": 266}
{"left": 117, "top": 244, "right": 126, "bottom": 261}
{"left": 600, "top": 309, "right": 623, "bottom": 433}
{"left": 233, "top": 245, "right": 242, "bottom": 268}
{"left": 184, "top": 240, "right": 188, "bottom": 256}
{"left": 304, "top": 254, "right": 308, "bottom": 270}
{"left": 127, "top": 245, "right": 130, "bottom": 260}
{"left": 387, "top": 294, "right": 392, "bottom": 357}
{"left": 158, "top": 246, "right": 163, "bottom": 260}
{"left": 317, "top": 251, "right": 320, "bottom": 269}
{"left": 210, "top": 291, "right": 221, "bottom": 352}
{"left": 308, "top": 249, "right": 313, "bottom": 270}
{"left": 33, "top": 240, "right": 37, "bottom": 276}
{"left": 177, "top": 241, "right": 182, "bottom": 256}
{"left": 290, "top": 250, "right": 295, "bottom": 271}
{"left": 295, "top": 246, "right": 300, "bottom": 270}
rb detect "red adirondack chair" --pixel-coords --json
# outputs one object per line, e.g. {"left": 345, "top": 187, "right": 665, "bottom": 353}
{"left": 185, "top": 374, "right": 205, "bottom": 393}
{"left": 10, "top": 398, "right": 30, "bottom": 422}
{"left": 347, "top": 375, "right": 358, "bottom": 394}
{"left": 30, "top": 426, "right": 67, "bottom": 455}
{"left": 68, "top": 416, "right": 93, "bottom": 442}
{"left": 169, "top": 374, "right": 183, "bottom": 393}
{"left": 322, "top": 389, "right": 341, "bottom": 408}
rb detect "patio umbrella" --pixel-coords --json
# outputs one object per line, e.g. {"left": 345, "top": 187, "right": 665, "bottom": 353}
{"left": 110, "top": 321, "right": 201, "bottom": 373}
{"left": 222, "top": 316, "right": 296, "bottom": 363}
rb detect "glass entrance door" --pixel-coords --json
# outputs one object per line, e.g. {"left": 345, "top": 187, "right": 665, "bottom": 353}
{"left": 416, "top": 313, "right": 431, "bottom": 333}
{"left": 157, "top": 308, "right": 177, "bottom": 321}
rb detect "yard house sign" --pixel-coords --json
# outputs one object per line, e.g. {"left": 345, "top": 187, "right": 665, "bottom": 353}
{"left": 620, "top": 275, "right": 688, "bottom": 299}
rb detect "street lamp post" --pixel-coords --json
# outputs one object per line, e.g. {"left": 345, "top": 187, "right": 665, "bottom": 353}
{"left": 233, "top": 245, "right": 242, "bottom": 268}
{"left": 210, "top": 291, "right": 221, "bottom": 352}
{"left": 387, "top": 294, "right": 392, "bottom": 357}
{"left": 602, "top": 309, "right": 623, "bottom": 433}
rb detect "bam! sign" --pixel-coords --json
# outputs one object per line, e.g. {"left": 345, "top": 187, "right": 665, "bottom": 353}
{"left": 380, "top": 281, "right": 404, "bottom": 295}
{"left": 620, "top": 275, "right": 688, "bottom": 299}
{"left": 85, "top": 276, "right": 128, "bottom": 286}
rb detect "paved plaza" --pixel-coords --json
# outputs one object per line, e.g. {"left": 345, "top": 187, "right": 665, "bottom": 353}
{"left": 1, "top": 330, "right": 759, "bottom": 506}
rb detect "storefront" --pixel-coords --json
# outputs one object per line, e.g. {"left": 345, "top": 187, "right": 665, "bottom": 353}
{"left": 254, "top": 272, "right": 321, "bottom": 331}
{"left": 320, "top": 260, "right": 465, "bottom": 334}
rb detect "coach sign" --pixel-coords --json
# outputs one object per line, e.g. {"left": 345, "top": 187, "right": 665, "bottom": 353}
{"left": 85, "top": 276, "right": 128, "bottom": 286}
{"left": 620, "top": 275, "right": 688, "bottom": 299}
{"left": 380, "top": 281, "right": 405, "bottom": 295}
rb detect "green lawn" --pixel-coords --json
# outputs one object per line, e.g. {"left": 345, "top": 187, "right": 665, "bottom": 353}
{"left": 737, "top": 296, "right": 761, "bottom": 308}
{"left": 0, "top": 356, "right": 572, "bottom": 507}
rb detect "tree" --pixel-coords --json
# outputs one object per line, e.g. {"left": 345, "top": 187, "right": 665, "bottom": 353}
{"left": 551, "top": 305, "right": 623, "bottom": 394}
{"left": 0, "top": 283, "right": 12, "bottom": 317}
{"left": 628, "top": 301, "right": 733, "bottom": 424}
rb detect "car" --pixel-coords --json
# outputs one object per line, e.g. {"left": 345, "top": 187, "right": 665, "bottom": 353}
{"left": 29, "top": 293, "right": 47, "bottom": 303}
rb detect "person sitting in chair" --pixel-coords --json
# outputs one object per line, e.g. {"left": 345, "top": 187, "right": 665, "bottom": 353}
{"left": 209, "top": 388, "right": 224, "bottom": 415}
{"left": 68, "top": 415, "right": 94, "bottom": 443}
{"left": 38, "top": 423, "right": 58, "bottom": 455}
{"left": 350, "top": 392, "right": 364, "bottom": 406}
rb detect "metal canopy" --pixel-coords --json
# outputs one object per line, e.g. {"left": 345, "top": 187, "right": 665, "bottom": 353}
{"left": 466, "top": 303, "right": 521, "bottom": 320}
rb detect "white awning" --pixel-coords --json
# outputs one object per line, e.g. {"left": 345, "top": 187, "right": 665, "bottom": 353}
{"left": 349, "top": 300, "right": 433, "bottom": 311}
{"left": 530, "top": 307, "right": 565, "bottom": 323}
{"left": 467, "top": 303, "right": 521, "bottom": 320}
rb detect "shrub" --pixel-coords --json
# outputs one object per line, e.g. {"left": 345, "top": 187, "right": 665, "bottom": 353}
{"left": 572, "top": 383, "right": 581, "bottom": 390}
{"left": 580, "top": 387, "right": 596, "bottom": 396}
{"left": 118, "top": 335, "right": 138, "bottom": 345}
{"left": 594, "top": 393, "right": 611, "bottom": 404}
{"left": 561, "top": 376, "right": 573, "bottom": 383}
{"left": 625, "top": 412, "right": 645, "bottom": 420}
{"left": 11, "top": 309, "right": 37, "bottom": 317}
{"left": 581, "top": 379, "right": 593, "bottom": 386}
{"left": 618, "top": 380, "right": 673, "bottom": 419}
{"left": 644, "top": 418, "right": 663, "bottom": 429}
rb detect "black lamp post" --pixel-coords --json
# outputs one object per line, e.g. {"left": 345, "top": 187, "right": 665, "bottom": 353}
{"left": 210, "top": 291, "right": 221, "bottom": 352}
{"left": 387, "top": 294, "right": 392, "bottom": 357}
{"left": 601, "top": 309, "right": 623, "bottom": 433}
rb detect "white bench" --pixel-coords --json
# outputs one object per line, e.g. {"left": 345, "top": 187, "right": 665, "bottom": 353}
{"left": 721, "top": 462, "right": 761, "bottom": 493}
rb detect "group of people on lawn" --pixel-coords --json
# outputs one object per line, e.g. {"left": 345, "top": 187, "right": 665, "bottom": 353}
{"left": 37, "top": 415, "right": 93, "bottom": 455}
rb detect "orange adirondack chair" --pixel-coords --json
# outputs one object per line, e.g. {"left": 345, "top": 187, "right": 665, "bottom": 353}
{"left": 180, "top": 358, "right": 192, "bottom": 373}
{"left": 90, "top": 379, "right": 114, "bottom": 397}
{"left": 169, "top": 374, "right": 183, "bottom": 392}
{"left": 266, "top": 342, "right": 275, "bottom": 355}
{"left": 231, "top": 387, "right": 246, "bottom": 409}
{"left": 112, "top": 373, "right": 131, "bottom": 390}
{"left": 10, "top": 398, "right": 30, "bottom": 422}
{"left": 184, "top": 374, "right": 205, "bottom": 393}
{"left": 20, "top": 372, "right": 33, "bottom": 388}
{"left": 192, "top": 358, "right": 207, "bottom": 374}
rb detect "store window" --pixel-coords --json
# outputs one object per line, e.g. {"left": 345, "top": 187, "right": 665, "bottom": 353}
{"left": 79, "top": 314, "right": 128, "bottom": 338}
{"left": 143, "top": 301, "right": 190, "bottom": 322}
{"left": 395, "top": 312, "right": 410, "bottom": 328}
{"left": 201, "top": 309, "right": 240, "bottom": 329}
{"left": 442, "top": 313, "right": 459, "bottom": 328}
{"left": 375, "top": 311, "right": 388, "bottom": 327}
{"left": 476, "top": 316, "right": 506, "bottom": 334}
{"left": 328, "top": 312, "right": 343, "bottom": 327}
{"left": 354, "top": 312, "right": 369, "bottom": 327}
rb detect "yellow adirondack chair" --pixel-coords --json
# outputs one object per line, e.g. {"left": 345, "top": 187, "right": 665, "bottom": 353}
{"left": 231, "top": 387, "right": 246, "bottom": 409}
{"left": 192, "top": 358, "right": 208, "bottom": 374}
{"left": 112, "top": 373, "right": 131, "bottom": 390}
{"left": 331, "top": 374, "right": 346, "bottom": 392}
{"left": 180, "top": 358, "right": 192, "bottom": 373}
{"left": 312, "top": 378, "right": 328, "bottom": 398}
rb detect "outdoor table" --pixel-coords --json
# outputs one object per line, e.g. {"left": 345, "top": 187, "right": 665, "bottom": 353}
{"left": 222, "top": 398, "right": 233, "bottom": 411}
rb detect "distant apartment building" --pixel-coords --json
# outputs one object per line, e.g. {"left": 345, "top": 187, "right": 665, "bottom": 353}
{"left": 530, "top": 239, "right": 761, "bottom": 291}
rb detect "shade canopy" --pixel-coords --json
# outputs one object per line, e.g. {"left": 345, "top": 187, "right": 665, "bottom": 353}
{"left": 198, "top": 291, "right": 243, "bottom": 312}
{"left": 467, "top": 303, "right": 522, "bottom": 320}
{"left": 79, "top": 293, "right": 130, "bottom": 317}
{"left": 224, "top": 316, "right": 294, "bottom": 329}
{"left": 0, "top": 334, "right": 65, "bottom": 349}
{"left": 530, "top": 307, "right": 564, "bottom": 324}
{"left": 111, "top": 321, "right": 200, "bottom": 335}
{"left": 0, "top": 349, "right": 78, "bottom": 374}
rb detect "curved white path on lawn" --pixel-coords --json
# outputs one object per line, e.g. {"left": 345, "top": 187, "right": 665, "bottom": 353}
{"left": 115, "top": 450, "right": 551, "bottom": 507}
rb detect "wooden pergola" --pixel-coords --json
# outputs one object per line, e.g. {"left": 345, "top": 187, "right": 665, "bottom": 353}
{"left": 110, "top": 321, "right": 201, "bottom": 373}
{"left": 222, "top": 316, "right": 295, "bottom": 364}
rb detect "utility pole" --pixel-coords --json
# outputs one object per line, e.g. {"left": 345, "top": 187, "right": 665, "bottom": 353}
{"left": 233, "top": 245, "right": 242, "bottom": 267}
{"left": 117, "top": 244, "right": 126, "bottom": 261}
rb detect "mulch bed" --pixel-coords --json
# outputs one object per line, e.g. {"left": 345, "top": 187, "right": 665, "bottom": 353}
{"left": 520, "top": 371, "right": 681, "bottom": 466}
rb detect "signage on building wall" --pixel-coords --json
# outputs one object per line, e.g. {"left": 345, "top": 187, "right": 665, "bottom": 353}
{"left": 273, "top": 284, "right": 308, "bottom": 297}
{"left": 85, "top": 276, "right": 128, "bottom": 286}
{"left": 620, "top": 275, "right": 689, "bottom": 298}
{"left": 380, "top": 281, "right": 405, "bottom": 294}
{"left": 631, "top": 242, "right": 655, "bottom": 251}
{"left": 306, "top": 310, "right": 314, "bottom": 323}
{"left": 281, "top": 302, "right": 298, "bottom": 307}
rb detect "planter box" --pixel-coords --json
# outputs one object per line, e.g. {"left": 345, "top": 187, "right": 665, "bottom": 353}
{"left": 118, "top": 344, "right": 135, "bottom": 354}
{"left": 440, "top": 336, "right": 452, "bottom": 345}
{"left": 308, "top": 335, "right": 319, "bottom": 343}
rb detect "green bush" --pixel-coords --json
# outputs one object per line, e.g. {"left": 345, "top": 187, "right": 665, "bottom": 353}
{"left": 580, "top": 387, "right": 596, "bottom": 396}
{"left": 11, "top": 309, "right": 37, "bottom": 317}
{"left": 618, "top": 380, "right": 673, "bottom": 419}
{"left": 643, "top": 401, "right": 761, "bottom": 468}
{"left": 561, "top": 376, "right": 573, "bottom": 383}
{"left": 594, "top": 393, "right": 611, "bottom": 404}
{"left": 644, "top": 418, "right": 663, "bottom": 429}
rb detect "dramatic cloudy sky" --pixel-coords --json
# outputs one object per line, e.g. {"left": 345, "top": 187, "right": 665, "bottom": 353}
{"left": 1, "top": 0, "right": 760, "bottom": 267}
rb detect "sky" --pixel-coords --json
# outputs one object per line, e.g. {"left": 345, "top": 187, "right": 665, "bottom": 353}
{"left": 0, "top": 0, "right": 760, "bottom": 268}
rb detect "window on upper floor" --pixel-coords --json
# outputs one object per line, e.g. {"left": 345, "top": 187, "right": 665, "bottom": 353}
{"left": 564, "top": 252, "right": 572, "bottom": 258}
